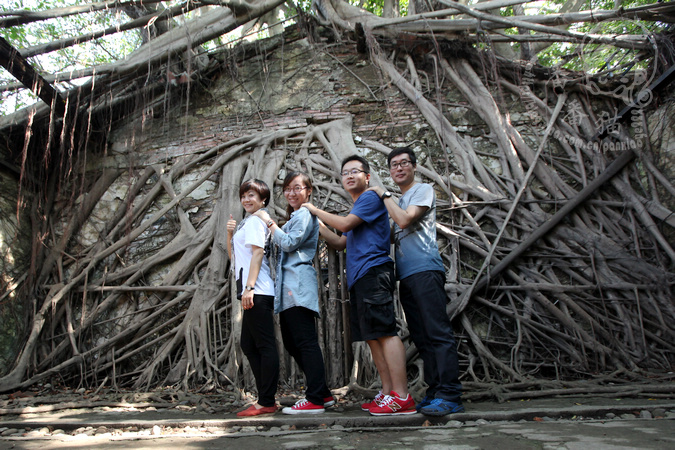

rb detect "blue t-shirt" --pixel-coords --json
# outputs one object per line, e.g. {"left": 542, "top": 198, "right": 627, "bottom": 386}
{"left": 345, "top": 190, "right": 392, "bottom": 289}
{"left": 394, "top": 183, "right": 444, "bottom": 279}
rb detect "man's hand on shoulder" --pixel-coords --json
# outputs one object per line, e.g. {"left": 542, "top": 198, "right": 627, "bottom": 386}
{"left": 366, "top": 186, "right": 385, "bottom": 197}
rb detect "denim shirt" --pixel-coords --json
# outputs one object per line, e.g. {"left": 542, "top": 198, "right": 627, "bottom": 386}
{"left": 271, "top": 207, "right": 320, "bottom": 315}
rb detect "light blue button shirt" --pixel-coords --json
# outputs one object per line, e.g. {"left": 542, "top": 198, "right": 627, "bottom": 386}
{"left": 271, "top": 207, "right": 320, "bottom": 315}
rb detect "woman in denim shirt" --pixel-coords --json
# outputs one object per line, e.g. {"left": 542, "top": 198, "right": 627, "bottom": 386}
{"left": 255, "top": 172, "right": 334, "bottom": 414}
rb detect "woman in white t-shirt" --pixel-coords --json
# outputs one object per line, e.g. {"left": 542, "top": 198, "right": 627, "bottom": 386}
{"left": 226, "top": 179, "right": 278, "bottom": 417}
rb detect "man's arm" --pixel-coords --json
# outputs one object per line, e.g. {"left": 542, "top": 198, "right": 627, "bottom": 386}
{"left": 368, "top": 186, "right": 428, "bottom": 229}
{"left": 318, "top": 221, "right": 347, "bottom": 250}
{"left": 303, "top": 203, "right": 363, "bottom": 233}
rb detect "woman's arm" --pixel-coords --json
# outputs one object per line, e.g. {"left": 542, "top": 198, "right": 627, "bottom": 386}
{"left": 241, "top": 245, "right": 264, "bottom": 310}
{"left": 274, "top": 208, "right": 315, "bottom": 251}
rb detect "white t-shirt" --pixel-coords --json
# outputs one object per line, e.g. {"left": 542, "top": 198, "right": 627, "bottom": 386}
{"left": 232, "top": 215, "right": 274, "bottom": 296}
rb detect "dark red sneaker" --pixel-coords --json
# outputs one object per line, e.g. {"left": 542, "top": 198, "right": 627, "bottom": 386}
{"left": 360, "top": 390, "right": 385, "bottom": 412}
{"left": 369, "top": 391, "right": 417, "bottom": 416}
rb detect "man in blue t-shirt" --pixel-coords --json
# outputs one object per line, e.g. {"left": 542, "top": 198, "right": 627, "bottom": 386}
{"left": 369, "top": 146, "right": 464, "bottom": 417}
{"left": 304, "top": 155, "right": 416, "bottom": 416}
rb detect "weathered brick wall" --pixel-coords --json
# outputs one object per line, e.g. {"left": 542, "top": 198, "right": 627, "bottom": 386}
{"left": 104, "top": 38, "right": 435, "bottom": 170}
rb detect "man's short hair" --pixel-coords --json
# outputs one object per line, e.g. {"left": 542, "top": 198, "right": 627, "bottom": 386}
{"left": 341, "top": 155, "right": 370, "bottom": 173}
{"left": 387, "top": 146, "right": 417, "bottom": 167}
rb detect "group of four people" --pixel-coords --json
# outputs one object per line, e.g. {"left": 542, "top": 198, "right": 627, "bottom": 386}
{"left": 226, "top": 147, "right": 463, "bottom": 418}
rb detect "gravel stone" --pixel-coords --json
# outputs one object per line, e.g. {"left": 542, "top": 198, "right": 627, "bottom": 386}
{"left": 652, "top": 408, "right": 666, "bottom": 417}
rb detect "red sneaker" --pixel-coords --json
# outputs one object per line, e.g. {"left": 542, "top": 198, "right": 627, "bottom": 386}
{"left": 282, "top": 398, "right": 325, "bottom": 415}
{"left": 369, "top": 391, "right": 417, "bottom": 416}
{"left": 360, "top": 390, "right": 385, "bottom": 412}
{"left": 324, "top": 396, "right": 336, "bottom": 407}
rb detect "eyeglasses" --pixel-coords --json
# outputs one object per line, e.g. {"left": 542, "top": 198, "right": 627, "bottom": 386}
{"left": 283, "top": 186, "right": 308, "bottom": 194}
{"left": 341, "top": 169, "right": 367, "bottom": 177}
{"left": 390, "top": 159, "right": 412, "bottom": 169}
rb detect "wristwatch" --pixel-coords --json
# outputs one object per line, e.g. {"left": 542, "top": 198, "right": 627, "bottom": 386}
{"left": 244, "top": 285, "right": 255, "bottom": 291}
{"left": 380, "top": 191, "right": 392, "bottom": 200}
{"left": 267, "top": 220, "right": 275, "bottom": 228}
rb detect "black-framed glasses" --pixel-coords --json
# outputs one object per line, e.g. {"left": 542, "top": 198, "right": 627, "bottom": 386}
{"left": 341, "top": 169, "right": 367, "bottom": 177}
{"left": 390, "top": 159, "right": 412, "bottom": 169}
{"left": 283, "top": 186, "right": 308, "bottom": 194}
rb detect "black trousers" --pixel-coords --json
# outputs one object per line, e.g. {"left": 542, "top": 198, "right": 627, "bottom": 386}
{"left": 399, "top": 271, "right": 462, "bottom": 403}
{"left": 240, "top": 294, "right": 279, "bottom": 407}
{"left": 280, "top": 306, "right": 331, "bottom": 406}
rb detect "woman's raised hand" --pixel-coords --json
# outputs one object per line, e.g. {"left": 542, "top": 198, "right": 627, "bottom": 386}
{"left": 227, "top": 214, "right": 237, "bottom": 234}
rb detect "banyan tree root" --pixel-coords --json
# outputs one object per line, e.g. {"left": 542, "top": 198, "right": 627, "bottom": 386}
{"left": 1, "top": 38, "right": 673, "bottom": 397}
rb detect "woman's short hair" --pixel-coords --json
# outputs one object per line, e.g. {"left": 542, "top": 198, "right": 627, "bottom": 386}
{"left": 239, "top": 179, "right": 271, "bottom": 206}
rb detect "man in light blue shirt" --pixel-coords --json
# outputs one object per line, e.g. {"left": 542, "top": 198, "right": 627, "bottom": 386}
{"left": 370, "top": 146, "right": 463, "bottom": 417}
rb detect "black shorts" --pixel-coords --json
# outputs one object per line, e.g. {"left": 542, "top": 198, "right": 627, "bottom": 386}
{"left": 349, "top": 261, "right": 398, "bottom": 341}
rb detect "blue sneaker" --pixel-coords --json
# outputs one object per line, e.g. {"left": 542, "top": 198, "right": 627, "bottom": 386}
{"left": 415, "top": 395, "right": 434, "bottom": 412}
{"left": 420, "top": 398, "right": 464, "bottom": 416}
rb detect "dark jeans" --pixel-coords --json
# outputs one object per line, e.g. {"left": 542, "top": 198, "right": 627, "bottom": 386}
{"left": 399, "top": 271, "right": 462, "bottom": 403}
{"left": 280, "top": 306, "right": 331, "bottom": 406}
{"left": 240, "top": 294, "right": 279, "bottom": 407}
